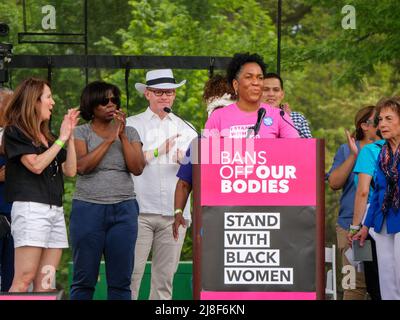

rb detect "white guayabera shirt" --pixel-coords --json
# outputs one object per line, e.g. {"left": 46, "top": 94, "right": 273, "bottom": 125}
{"left": 126, "top": 107, "right": 197, "bottom": 223}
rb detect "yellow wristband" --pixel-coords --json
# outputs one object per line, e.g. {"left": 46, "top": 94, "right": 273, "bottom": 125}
{"left": 55, "top": 139, "right": 65, "bottom": 148}
{"left": 154, "top": 147, "right": 159, "bottom": 158}
{"left": 174, "top": 209, "right": 183, "bottom": 216}
{"left": 350, "top": 229, "right": 358, "bottom": 235}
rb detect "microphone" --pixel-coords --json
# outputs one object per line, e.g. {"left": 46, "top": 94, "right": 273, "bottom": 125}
{"left": 247, "top": 107, "right": 266, "bottom": 138}
{"left": 163, "top": 107, "right": 201, "bottom": 137}
{"left": 279, "top": 109, "right": 302, "bottom": 136}
{"left": 254, "top": 107, "right": 266, "bottom": 136}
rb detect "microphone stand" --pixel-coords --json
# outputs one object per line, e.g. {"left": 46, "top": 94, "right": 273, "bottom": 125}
{"left": 279, "top": 110, "right": 302, "bottom": 136}
{"left": 163, "top": 107, "right": 201, "bottom": 138}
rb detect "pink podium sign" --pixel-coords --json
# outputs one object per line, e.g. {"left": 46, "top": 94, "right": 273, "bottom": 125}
{"left": 200, "top": 138, "right": 316, "bottom": 206}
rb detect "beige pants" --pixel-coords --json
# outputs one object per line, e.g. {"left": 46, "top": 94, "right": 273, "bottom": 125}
{"left": 130, "top": 214, "right": 186, "bottom": 300}
{"left": 336, "top": 225, "right": 367, "bottom": 300}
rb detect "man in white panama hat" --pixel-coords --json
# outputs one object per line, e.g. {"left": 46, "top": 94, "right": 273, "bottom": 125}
{"left": 127, "top": 69, "right": 197, "bottom": 300}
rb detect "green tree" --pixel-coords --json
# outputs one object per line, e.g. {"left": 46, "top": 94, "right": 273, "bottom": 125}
{"left": 282, "top": 0, "right": 400, "bottom": 86}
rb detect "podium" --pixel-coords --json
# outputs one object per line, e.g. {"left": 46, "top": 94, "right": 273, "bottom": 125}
{"left": 191, "top": 138, "right": 325, "bottom": 300}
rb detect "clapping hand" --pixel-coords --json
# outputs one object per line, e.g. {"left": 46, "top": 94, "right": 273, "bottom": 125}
{"left": 105, "top": 110, "right": 126, "bottom": 142}
{"left": 67, "top": 108, "right": 80, "bottom": 141}
{"left": 172, "top": 148, "right": 185, "bottom": 164}
{"left": 159, "top": 134, "right": 180, "bottom": 156}
{"left": 113, "top": 110, "right": 126, "bottom": 138}
{"left": 345, "top": 129, "right": 358, "bottom": 157}
{"left": 59, "top": 108, "right": 80, "bottom": 143}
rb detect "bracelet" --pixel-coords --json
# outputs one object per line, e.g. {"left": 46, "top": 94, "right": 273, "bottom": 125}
{"left": 174, "top": 209, "right": 183, "bottom": 216}
{"left": 349, "top": 224, "right": 361, "bottom": 235}
{"left": 350, "top": 224, "right": 361, "bottom": 231}
{"left": 154, "top": 147, "right": 159, "bottom": 158}
{"left": 349, "top": 229, "right": 359, "bottom": 235}
{"left": 55, "top": 139, "right": 65, "bottom": 148}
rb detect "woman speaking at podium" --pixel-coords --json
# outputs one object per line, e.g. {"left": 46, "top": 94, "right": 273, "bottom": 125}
{"left": 204, "top": 52, "right": 299, "bottom": 139}
{"left": 173, "top": 53, "right": 299, "bottom": 240}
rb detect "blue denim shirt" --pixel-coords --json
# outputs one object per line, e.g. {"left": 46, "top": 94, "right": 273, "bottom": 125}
{"left": 327, "top": 142, "right": 360, "bottom": 230}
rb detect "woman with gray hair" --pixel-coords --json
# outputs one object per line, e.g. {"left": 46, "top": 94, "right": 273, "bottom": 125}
{"left": 353, "top": 96, "right": 400, "bottom": 299}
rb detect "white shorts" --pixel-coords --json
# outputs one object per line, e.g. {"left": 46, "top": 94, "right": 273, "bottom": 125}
{"left": 11, "top": 201, "right": 69, "bottom": 249}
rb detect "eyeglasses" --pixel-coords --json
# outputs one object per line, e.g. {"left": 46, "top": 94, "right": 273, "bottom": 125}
{"left": 365, "top": 119, "right": 374, "bottom": 126}
{"left": 99, "top": 96, "right": 120, "bottom": 107}
{"left": 148, "top": 89, "right": 175, "bottom": 97}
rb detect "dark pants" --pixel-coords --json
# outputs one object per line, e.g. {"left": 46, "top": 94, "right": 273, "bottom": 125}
{"left": 0, "top": 215, "right": 14, "bottom": 292}
{"left": 364, "top": 234, "right": 381, "bottom": 300}
{"left": 69, "top": 199, "right": 138, "bottom": 300}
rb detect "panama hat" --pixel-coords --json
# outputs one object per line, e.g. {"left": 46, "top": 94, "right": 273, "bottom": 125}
{"left": 135, "top": 69, "right": 186, "bottom": 94}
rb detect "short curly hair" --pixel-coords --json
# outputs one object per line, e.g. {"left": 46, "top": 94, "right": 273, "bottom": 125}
{"left": 202, "top": 74, "right": 235, "bottom": 102}
{"left": 80, "top": 81, "right": 121, "bottom": 121}
{"left": 226, "top": 53, "right": 267, "bottom": 86}
{"left": 376, "top": 96, "right": 400, "bottom": 119}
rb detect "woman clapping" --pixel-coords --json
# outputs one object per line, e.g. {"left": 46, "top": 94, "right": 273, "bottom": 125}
{"left": 70, "top": 81, "right": 145, "bottom": 300}
{"left": 3, "top": 77, "right": 79, "bottom": 292}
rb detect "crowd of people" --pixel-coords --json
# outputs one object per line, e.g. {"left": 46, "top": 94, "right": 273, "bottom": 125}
{"left": 0, "top": 51, "right": 398, "bottom": 300}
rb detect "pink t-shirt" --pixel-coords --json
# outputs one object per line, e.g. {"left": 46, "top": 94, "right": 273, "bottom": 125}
{"left": 204, "top": 103, "right": 299, "bottom": 138}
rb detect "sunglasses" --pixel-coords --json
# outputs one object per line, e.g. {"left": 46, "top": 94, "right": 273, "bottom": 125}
{"left": 99, "top": 96, "right": 120, "bottom": 107}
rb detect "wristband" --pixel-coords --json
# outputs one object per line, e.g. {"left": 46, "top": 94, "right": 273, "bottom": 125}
{"left": 350, "top": 224, "right": 361, "bottom": 231}
{"left": 55, "top": 139, "right": 65, "bottom": 148}
{"left": 349, "top": 224, "right": 361, "bottom": 235}
{"left": 154, "top": 147, "right": 159, "bottom": 158}
{"left": 349, "top": 229, "right": 359, "bottom": 235}
{"left": 174, "top": 209, "right": 183, "bottom": 216}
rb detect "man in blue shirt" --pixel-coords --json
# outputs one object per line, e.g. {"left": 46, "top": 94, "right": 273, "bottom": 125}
{"left": 173, "top": 149, "right": 193, "bottom": 240}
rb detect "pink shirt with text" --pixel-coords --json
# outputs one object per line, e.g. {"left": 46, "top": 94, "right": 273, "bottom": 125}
{"left": 204, "top": 103, "right": 299, "bottom": 138}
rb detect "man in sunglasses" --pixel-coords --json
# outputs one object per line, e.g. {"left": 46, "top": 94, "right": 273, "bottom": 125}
{"left": 127, "top": 69, "right": 197, "bottom": 300}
